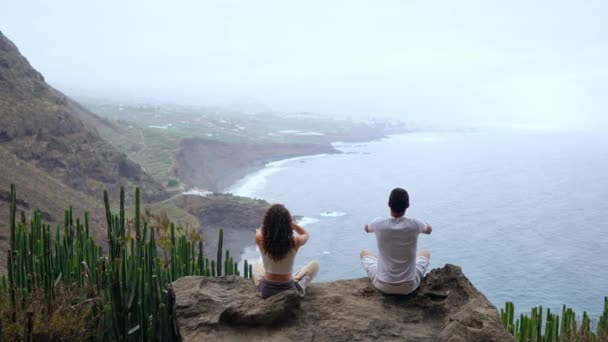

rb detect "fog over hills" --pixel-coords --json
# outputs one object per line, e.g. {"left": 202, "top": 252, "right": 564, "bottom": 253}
{"left": 1, "top": 1, "right": 607, "bottom": 130}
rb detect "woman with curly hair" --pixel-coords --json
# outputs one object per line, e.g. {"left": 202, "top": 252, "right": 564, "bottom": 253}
{"left": 253, "top": 204, "right": 320, "bottom": 299}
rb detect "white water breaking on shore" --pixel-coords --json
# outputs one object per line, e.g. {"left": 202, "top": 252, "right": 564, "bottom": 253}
{"left": 183, "top": 188, "right": 212, "bottom": 196}
{"left": 320, "top": 211, "right": 347, "bottom": 217}
{"left": 226, "top": 154, "right": 328, "bottom": 198}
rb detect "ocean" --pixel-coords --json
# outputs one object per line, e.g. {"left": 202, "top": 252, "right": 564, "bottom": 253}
{"left": 227, "top": 129, "right": 608, "bottom": 317}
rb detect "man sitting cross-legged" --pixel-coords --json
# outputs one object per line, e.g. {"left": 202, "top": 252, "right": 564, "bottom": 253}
{"left": 360, "top": 187, "right": 432, "bottom": 295}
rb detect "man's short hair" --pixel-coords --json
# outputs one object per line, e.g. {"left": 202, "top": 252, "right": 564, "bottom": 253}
{"left": 389, "top": 188, "right": 409, "bottom": 213}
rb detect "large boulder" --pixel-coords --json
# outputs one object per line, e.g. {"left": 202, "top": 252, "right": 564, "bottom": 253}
{"left": 173, "top": 264, "right": 515, "bottom": 341}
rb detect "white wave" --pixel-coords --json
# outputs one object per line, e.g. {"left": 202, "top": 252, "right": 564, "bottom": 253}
{"left": 295, "top": 131, "right": 324, "bottom": 136}
{"left": 148, "top": 123, "right": 172, "bottom": 129}
{"left": 332, "top": 141, "right": 367, "bottom": 148}
{"left": 295, "top": 217, "right": 319, "bottom": 226}
{"left": 183, "top": 188, "right": 212, "bottom": 197}
{"left": 239, "top": 244, "right": 261, "bottom": 263}
{"left": 226, "top": 154, "right": 328, "bottom": 197}
{"left": 277, "top": 129, "right": 325, "bottom": 136}
{"left": 227, "top": 164, "right": 287, "bottom": 197}
{"left": 320, "top": 211, "right": 347, "bottom": 217}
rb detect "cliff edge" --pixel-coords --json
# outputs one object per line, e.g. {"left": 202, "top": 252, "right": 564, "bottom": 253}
{"left": 173, "top": 264, "right": 514, "bottom": 341}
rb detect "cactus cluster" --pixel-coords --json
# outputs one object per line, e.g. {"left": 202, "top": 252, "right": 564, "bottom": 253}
{"left": 501, "top": 300, "right": 608, "bottom": 342}
{"left": 0, "top": 185, "right": 253, "bottom": 340}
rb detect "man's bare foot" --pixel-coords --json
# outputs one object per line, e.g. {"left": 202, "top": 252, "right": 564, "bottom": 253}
{"left": 360, "top": 249, "right": 375, "bottom": 259}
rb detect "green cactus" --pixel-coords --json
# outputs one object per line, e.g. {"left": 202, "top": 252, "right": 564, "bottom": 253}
{"left": 598, "top": 297, "right": 608, "bottom": 336}
{"left": 9, "top": 184, "right": 16, "bottom": 252}
{"left": 217, "top": 228, "right": 223, "bottom": 276}
{"left": 24, "top": 311, "right": 34, "bottom": 342}
{"left": 197, "top": 240, "right": 204, "bottom": 275}
{"left": 500, "top": 301, "right": 608, "bottom": 342}
{"left": 2, "top": 185, "right": 253, "bottom": 340}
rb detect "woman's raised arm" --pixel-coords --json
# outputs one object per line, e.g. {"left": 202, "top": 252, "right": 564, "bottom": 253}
{"left": 292, "top": 222, "right": 309, "bottom": 247}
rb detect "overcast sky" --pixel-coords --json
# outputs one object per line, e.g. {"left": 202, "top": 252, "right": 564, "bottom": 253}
{"left": 2, "top": 1, "right": 607, "bottom": 129}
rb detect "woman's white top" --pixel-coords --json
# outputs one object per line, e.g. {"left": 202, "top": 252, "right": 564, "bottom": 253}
{"left": 261, "top": 248, "right": 296, "bottom": 275}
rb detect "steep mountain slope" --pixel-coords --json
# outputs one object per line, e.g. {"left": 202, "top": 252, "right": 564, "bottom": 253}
{"left": 0, "top": 31, "right": 167, "bottom": 242}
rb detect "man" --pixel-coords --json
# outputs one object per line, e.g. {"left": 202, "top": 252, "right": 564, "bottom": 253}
{"left": 360, "top": 187, "right": 432, "bottom": 295}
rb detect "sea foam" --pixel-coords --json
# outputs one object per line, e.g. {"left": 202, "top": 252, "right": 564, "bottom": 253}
{"left": 295, "top": 217, "right": 319, "bottom": 226}
{"left": 320, "top": 211, "right": 347, "bottom": 217}
{"left": 226, "top": 154, "right": 327, "bottom": 198}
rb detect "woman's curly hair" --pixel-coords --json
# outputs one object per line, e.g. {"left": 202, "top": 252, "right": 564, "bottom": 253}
{"left": 261, "top": 204, "right": 295, "bottom": 261}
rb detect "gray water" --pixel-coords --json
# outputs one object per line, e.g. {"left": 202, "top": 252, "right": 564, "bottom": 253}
{"left": 229, "top": 129, "right": 608, "bottom": 317}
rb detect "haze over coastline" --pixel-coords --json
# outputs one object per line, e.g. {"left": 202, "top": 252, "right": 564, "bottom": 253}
{"left": 2, "top": 0, "right": 608, "bottom": 339}
{"left": 2, "top": 1, "right": 608, "bottom": 131}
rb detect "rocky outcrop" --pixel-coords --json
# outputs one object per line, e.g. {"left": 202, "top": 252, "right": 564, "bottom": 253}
{"left": 173, "top": 265, "right": 514, "bottom": 341}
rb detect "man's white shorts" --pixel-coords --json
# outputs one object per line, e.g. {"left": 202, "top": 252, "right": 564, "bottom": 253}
{"left": 361, "top": 255, "right": 430, "bottom": 295}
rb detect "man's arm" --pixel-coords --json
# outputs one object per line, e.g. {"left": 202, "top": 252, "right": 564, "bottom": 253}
{"left": 292, "top": 222, "right": 309, "bottom": 246}
{"left": 414, "top": 218, "right": 432, "bottom": 235}
{"left": 366, "top": 217, "right": 382, "bottom": 233}
{"left": 423, "top": 224, "right": 432, "bottom": 234}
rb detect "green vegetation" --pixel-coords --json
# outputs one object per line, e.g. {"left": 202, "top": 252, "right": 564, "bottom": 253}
{"left": 85, "top": 100, "right": 390, "bottom": 187}
{"left": 0, "top": 185, "right": 249, "bottom": 340}
{"left": 166, "top": 179, "right": 179, "bottom": 187}
{"left": 501, "top": 299, "right": 608, "bottom": 341}
{"left": 5, "top": 181, "right": 606, "bottom": 341}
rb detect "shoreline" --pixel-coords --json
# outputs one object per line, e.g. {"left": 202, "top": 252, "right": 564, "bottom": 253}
{"left": 216, "top": 132, "right": 405, "bottom": 263}
{"left": 175, "top": 125, "right": 400, "bottom": 194}
{"left": 173, "top": 127, "right": 411, "bottom": 263}
{"left": 217, "top": 151, "right": 338, "bottom": 194}
{"left": 216, "top": 129, "right": 407, "bottom": 194}
{"left": 222, "top": 153, "right": 331, "bottom": 196}
{"left": 175, "top": 139, "right": 339, "bottom": 193}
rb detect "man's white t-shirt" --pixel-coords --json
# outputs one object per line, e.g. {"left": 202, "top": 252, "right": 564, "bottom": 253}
{"left": 368, "top": 216, "right": 429, "bottom": 284}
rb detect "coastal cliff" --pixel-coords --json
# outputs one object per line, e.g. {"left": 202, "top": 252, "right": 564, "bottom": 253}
{"left": 173, "top": 264, "right": 514, "bottom": 341}
{"left": 175, "top": 138, "right": 337, "bottom": 192}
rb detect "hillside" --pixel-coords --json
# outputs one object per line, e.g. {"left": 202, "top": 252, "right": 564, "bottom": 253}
{"left": 0, "top": 31, "right": 167, "bottom": 245}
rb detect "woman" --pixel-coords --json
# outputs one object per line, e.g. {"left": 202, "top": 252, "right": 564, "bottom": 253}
{"left": 254, "top": 204, "right": 320, "bottom": 299}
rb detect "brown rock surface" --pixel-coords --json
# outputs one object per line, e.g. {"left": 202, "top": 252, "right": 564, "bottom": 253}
{"left": 173, "top": 264, "right": 514, "bottom": 341}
